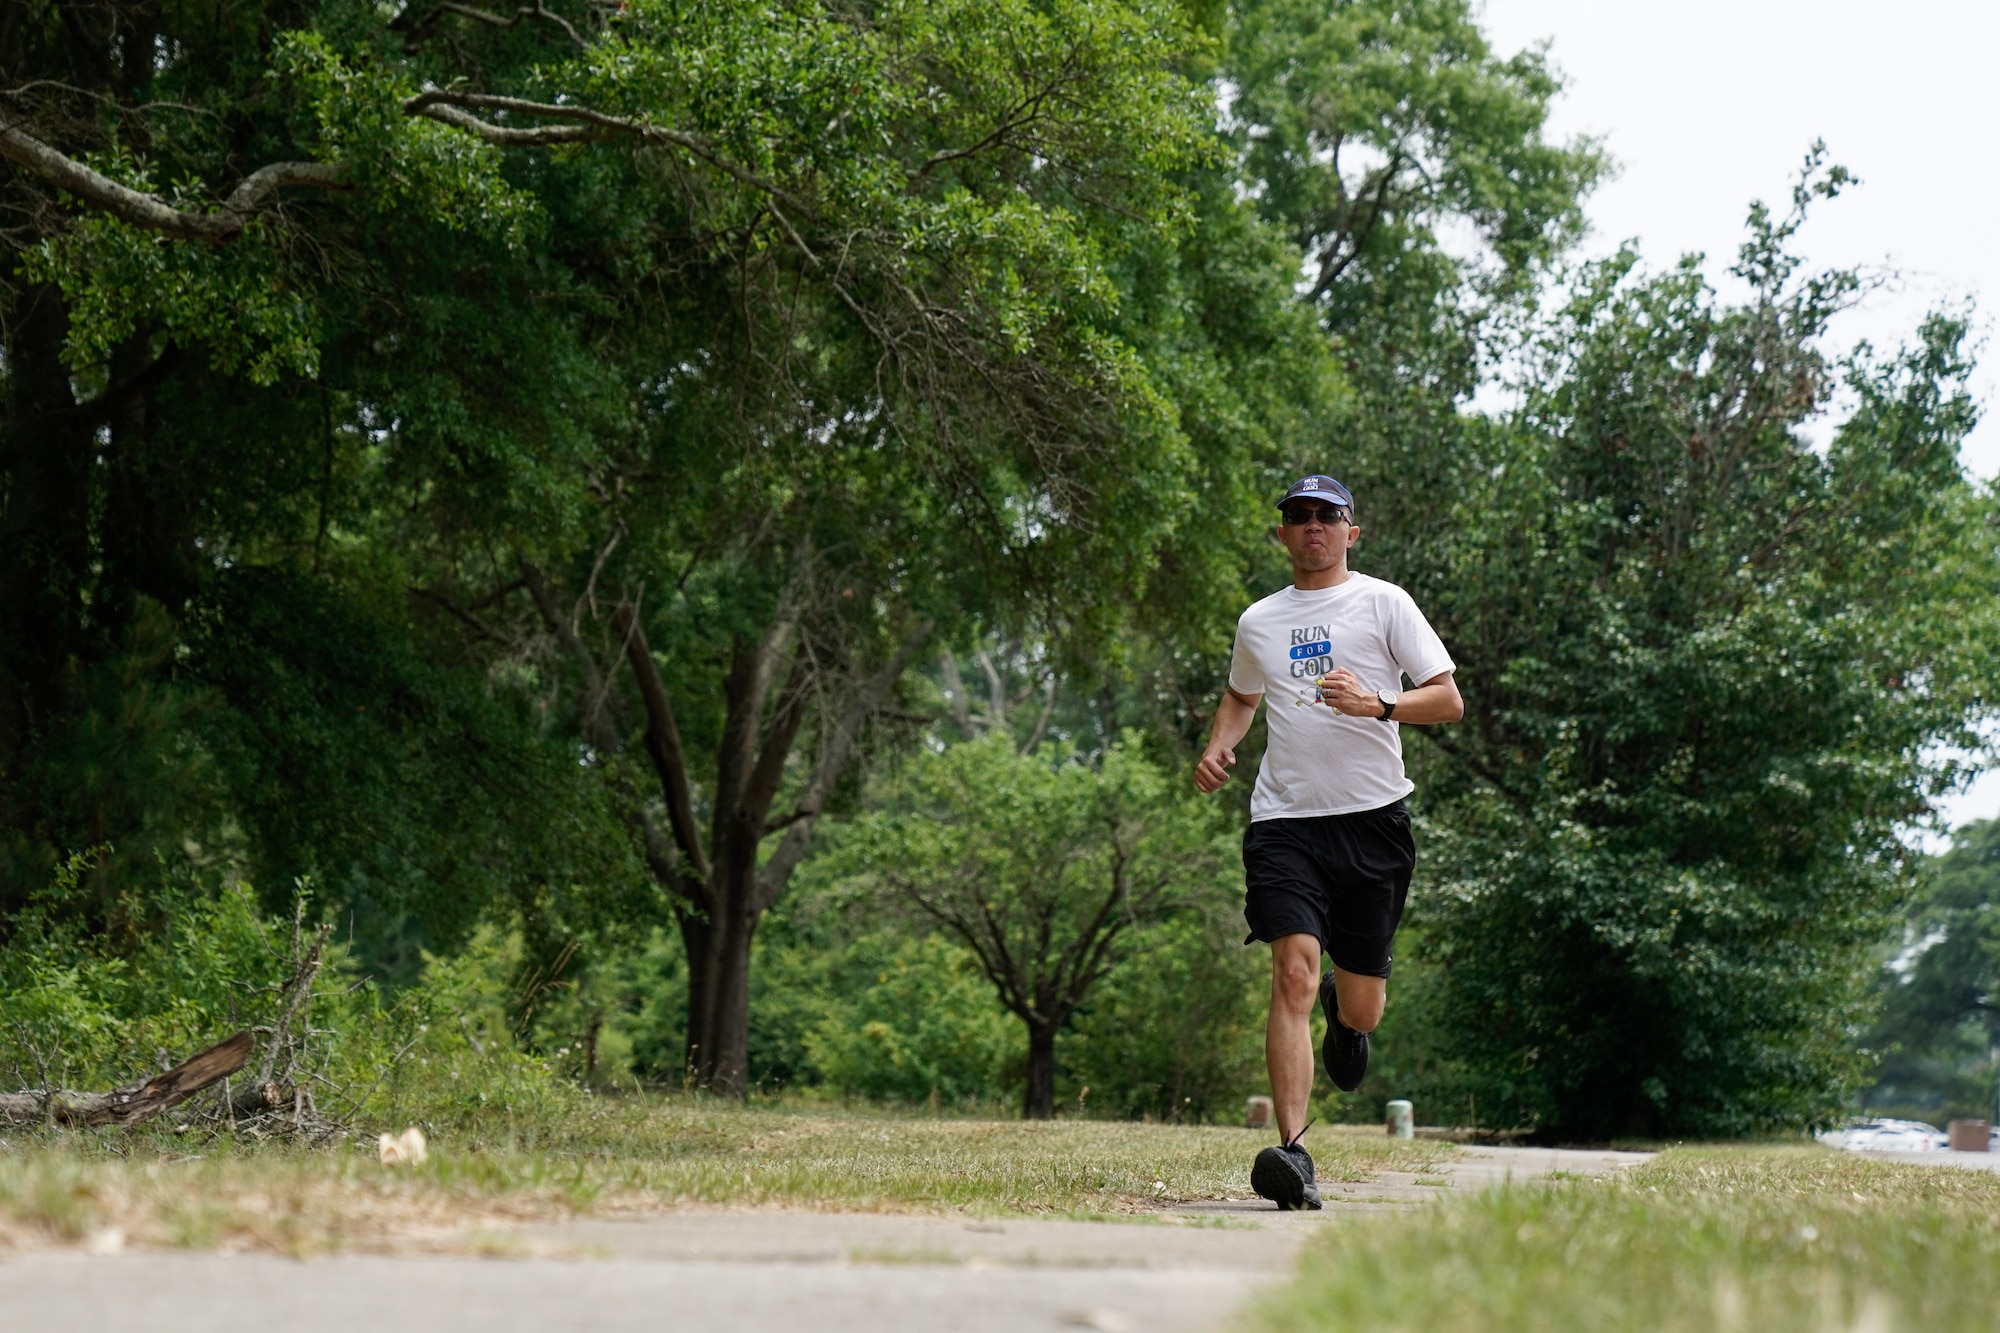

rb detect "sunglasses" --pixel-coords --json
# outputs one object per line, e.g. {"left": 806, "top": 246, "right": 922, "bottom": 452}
{"left": 1281, "top": 504, "right": 1350, "bottom": 527}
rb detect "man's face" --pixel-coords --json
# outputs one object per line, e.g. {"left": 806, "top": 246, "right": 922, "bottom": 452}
{"left": 1276, "top": 502, "right": 1358, "bottom": 569}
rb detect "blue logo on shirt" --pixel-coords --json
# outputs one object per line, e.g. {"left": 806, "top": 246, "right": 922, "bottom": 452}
{"left": 1289, "top": 640, "right": 1332, "bottom": 661}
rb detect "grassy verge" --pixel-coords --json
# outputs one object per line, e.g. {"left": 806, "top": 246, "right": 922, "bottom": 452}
{"left": 0, "top": 1101, "right": 1445, "bottom": 1255}
{"left": 1245, "top": 1145, "right": 2000, "bottom": 1332}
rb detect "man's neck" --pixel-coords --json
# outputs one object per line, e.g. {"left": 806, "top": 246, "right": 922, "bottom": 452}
{"left": 1292, "top": 563, "right": 1352, "bottom": 591}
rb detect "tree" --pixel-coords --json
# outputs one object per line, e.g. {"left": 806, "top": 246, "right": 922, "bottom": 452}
{"left": 1228, "top": 0, "right": 1604, "bottom": 308}
{"left": 836, "top": 735, "right": 1234, "bottom": 1118}
{"left": 0, "top": 0, "right": 653, "bottom": 936}
{"left": 1866, "top": 819, "right": 2000, "bottom": 1124}
{"left": 1394, "top": 168, "right": 2000, "bottom": 1137}
{"left": 1, "top": 0, "right": 1219, "bottom": 1095}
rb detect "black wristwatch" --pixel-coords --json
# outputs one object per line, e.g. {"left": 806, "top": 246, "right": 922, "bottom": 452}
{"left": 1377, "top": 689, "right": 1400, "bottom": 721}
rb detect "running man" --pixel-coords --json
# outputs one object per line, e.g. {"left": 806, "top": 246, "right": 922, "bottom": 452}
{"left": 1194, "top": 475, "right": 1462, "bottom": 1210}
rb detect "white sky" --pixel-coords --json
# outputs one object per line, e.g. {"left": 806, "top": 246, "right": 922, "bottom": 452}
{"left": 1477, "top": 0, "right": 2000, "bottom": 832}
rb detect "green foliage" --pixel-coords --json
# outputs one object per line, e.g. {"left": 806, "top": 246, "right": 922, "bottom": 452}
{"left": 22, "top": 214, "right": 320, "bottom": 384}
{"left": 1062, "top": 910, "right": 1268, "bottom": 1121}
{"left": 0, "top": 854, "right": 300, "bottom": 1092}
{"left": 800, "top": 934, "right": 1021, "bottom": 1106}
{"left": 822, "top": 734, "right": 1237, "bottom": 1114}
{"left": 1384, "top": 177, "right": 2000, "bottom": 1138}
{"left": 1229, "top": 0, "right": 1605, "bottom": 301}
{"left": 1866, "top": 819, "right": 2000, "bottom": 1125}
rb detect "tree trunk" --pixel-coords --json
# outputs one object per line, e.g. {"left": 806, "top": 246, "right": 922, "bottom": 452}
{"left": 0, "top": 1031, "right": 252, "bottom": 1126}
{"left": 1023, "top": 1021, "right": 1059, "bottom": 1120}
{"left": 678, "top": 900, "right": 757, "bottom": 1098}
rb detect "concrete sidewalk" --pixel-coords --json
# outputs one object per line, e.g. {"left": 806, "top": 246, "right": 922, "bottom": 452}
{"left": 0, "top": 1144, "right": 1650, "bottom": 1333}
{"left": 1847, "top": 1148, "right": 2000, "bottom": 1173}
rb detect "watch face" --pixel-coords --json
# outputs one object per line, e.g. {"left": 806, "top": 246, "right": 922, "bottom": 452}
{"left": 1380, "top": 690, "right": 1400, "bottom": 707}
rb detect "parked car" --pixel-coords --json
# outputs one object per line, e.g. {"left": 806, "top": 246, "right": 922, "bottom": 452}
{"left": 1817, "top": 1118, "right": 1948, "bottom": 1152}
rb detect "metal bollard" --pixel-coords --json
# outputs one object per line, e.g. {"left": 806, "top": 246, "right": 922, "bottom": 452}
{"left": 1245, "top": 1095, "right": 1274, "bottom": 1130}
{"left": 1386, "top": 1099, "right": 1414, "bottom": 1139}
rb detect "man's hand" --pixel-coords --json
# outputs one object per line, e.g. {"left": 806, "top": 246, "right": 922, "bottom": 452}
{"left": 1196, "top": 686, "right": 1260, "bottom": 792}
{"left": 1194, "top": 745, "right": 1237, "bottom": 792}
{"left": 1316, "top": 667, "right": 1382, "bottom": 717}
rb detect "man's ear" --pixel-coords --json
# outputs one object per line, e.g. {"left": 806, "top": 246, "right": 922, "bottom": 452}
{"left": 1347, "top": 524, "right": 1362, "bottom": 547}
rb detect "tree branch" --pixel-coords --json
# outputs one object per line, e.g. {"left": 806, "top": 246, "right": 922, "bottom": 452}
{"left": 612, "top": 599, "right": 712, "bottom": 884}
{"left": 400, "top": 1, "right": 586, "bottom": 49}
{"left": 400, "top": 89, "right": 805, "bottom": 207}
{"left": 522, "top": 561, "right": 696, "bottom": 903}
{"left": 0, "top": 118, "right": 339, "bottom": 241}
{"left": 939, "top": 649, "right": 975, "bottom": 734}
{"left": 1, "top": 80, "right": 799, "bottom": 246}
{"left": 411, "top": 585, "right": 514, "bottom": 646}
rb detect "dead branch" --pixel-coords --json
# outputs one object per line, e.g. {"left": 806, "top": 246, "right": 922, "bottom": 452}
{"left": 0, "top": 1031, "right": 252, "bottom": 1127}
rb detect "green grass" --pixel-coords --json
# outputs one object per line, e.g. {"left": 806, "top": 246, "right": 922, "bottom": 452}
{"left": 1244, "top": 1145, "right": 2000, "bottom": 1333}
{"left": 0, "top": 1099, "right": 1446, "bottom": 1253}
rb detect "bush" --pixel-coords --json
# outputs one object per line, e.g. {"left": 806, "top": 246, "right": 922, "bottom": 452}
{"left": 1063, "top": 911, "right": 1267, "bottom": 1122}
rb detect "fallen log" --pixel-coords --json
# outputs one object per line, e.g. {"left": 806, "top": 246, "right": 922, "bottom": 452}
{"left": 0, "top": 1031, "right": 254, "bottom": 1127}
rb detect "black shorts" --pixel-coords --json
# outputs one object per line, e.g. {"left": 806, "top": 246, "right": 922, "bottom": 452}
{"left": 1242, "top": 801, "right": 1416, "bottom": 978}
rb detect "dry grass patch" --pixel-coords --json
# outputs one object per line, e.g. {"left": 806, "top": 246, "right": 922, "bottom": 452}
{"left": 0, "top": 1101, "right": 1447, "bottom": 1254}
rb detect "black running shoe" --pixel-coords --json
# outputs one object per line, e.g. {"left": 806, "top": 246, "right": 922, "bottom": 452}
{"left": 1320, "top": 970, "right": 1369, "bottom": 1092}
{"left": 1251, "top": 1133, "right": 1321, "bottom": 1210}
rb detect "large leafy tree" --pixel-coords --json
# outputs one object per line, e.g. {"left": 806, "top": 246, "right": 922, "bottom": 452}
{"left": 1230, "top": 0, "right": 1602, "bottom": 307}
{"left": 1391, "top": 176, "right": 2000, "bottom": 1138}
{"left": 1, "top": 0, "right": 639, "bottom": 942}
{"left": 1, "top": 0, "right": 1230, "bottom": 1093}
{"left": 1866, "top": 819, "right": 2000, "bottom": 1124}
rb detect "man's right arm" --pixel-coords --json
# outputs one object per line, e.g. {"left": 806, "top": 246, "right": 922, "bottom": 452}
{"left": 1194, "top": 687, "right": 1261, "bottom": 793}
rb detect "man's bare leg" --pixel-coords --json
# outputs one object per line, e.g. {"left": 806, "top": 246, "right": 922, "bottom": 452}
{"left": 1267, "top": 933, "right": 1321, "bottom": 1142}
{"left": 1270, "top": 940, "right": 1392, "bottom": 1140}
{"left": 1328, "top": 966, "right": 1386, "bottom": 1034}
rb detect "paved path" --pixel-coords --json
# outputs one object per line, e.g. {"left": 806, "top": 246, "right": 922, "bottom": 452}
{"left": 0, "top": 1145, "right": 1649, "bottom": 1333}
{"left": 1848, "top": 1148, "right": 2000, "bottom": 1173}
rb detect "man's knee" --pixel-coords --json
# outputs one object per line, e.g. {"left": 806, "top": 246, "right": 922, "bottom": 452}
{"left": 1341, "top": 995, "right": 1384, "bottom": 1033}
{"left": 1270, "top": 942, "right": 1320, "bottom": 1015}
{"left": 1332, "top": 973, "right": 1386, "bottom": 1033}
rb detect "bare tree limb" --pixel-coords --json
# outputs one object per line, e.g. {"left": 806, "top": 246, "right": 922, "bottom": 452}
{"left": 408, "top": 100, "right": 599, "bottom": 146}
{"left": 975, "top": 648, "right": 1007, "bottom": 726}
{"left": 522, "top": 559, "right": 691, "bottom": 897}
{"left": 1020, "top": 674, "right": 1057, "bottom": 752}
{"left": 612, "top": 600, "right": 713, "bottom": 885}
{"left": 1, "top": 81, "right": 797, "bottom": 246}
{"left": 0, "top": 1031, "right": 253, "bottom": 1127}
{"left": 400, "top": 89, "right": 806, "bottom": 208}
{"left": 0, "top": 118, "right": 339, "bottom": 241}
{"left": 411, "top": 585, "right": 514, "bottom": 646}
{"left": 400, "top": 1, "right": 587, "bottom": 49}
{"left": 938, "top": 649, "right": 975, "bottom": 734}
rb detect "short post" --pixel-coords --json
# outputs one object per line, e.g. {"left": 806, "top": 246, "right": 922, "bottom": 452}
{"left": 1948, "top": 1119, "right": 1991, "bottom": 1153}
{"left": 1386, "top": 1099, "right": 1414, "bottom": 1139}
{"left": 1245, "top": 1095, "right": 1274, "bottom": 1130}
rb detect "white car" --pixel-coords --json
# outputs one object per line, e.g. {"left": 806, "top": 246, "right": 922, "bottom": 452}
{"left": 1818, "top": 1118, "right": 1948, "bottom": 1152}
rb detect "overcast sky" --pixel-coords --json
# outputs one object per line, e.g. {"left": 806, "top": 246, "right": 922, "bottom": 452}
{"left": 1474, "top": 0, "right": 2000, "bottom": 832}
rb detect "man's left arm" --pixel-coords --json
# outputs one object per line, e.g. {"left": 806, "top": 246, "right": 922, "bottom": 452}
{"left": 1318, "top": 668, "right": 1462, "bottom": 723}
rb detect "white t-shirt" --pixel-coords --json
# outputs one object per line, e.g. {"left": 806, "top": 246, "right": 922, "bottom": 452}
{"left": 1228, "top": 573, "right": 1455, "bottom": 822}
